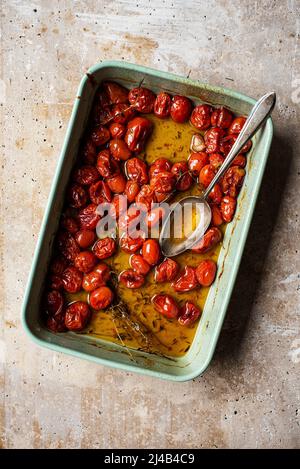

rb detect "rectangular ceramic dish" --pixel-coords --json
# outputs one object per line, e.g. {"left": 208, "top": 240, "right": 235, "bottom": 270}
{"left": 22, "top": 61, "right": 273, "bottom": 381}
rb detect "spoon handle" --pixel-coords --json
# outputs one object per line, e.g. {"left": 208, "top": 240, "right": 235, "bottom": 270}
{"left": 203, "top": 91, "right": 276, "bottom": 199}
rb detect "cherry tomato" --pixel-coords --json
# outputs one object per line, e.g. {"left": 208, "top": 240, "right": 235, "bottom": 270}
{"left": 135, "top": 185, "right": 156, "bottom": 210}
{"left": 211, "top": 107, "right": 233, "bottom": 129}
{"left": 128, "top": 87, "right": 156, "bottom": 113}
{"left": 78, "top": 203, "right": 100, "bottom": 230}
{"left": 232, "top": 154, "right": 246, "bottom": 168}
{"left": 96, "top": 149, "right": 120, "bottom": 178}
{"left": 208, "top": 152, "right": 224, "bottom": 169}
{"left": 199, "top": 164, "right": 216, "bottom": 188}
{"left": 220, "top": 195, "right": 236, "bottom": 222}
{"left": 155, "top": 191, "right": 170, "bottom": 203}
{"left": 170, "top": 95, "right": 192, "bottom": 123}
{"left": 73, "top": 165, "right": 99, "bottom": 186}
{"left": 118, "top": 205, "right": 142, "bottom": 232}
{"left": 228, "top": 116, "right": 246, "bottom": 134}
{"left": 81, "top": 139, "right": 97, "bottom": 164}
{"left": 65, "top": 301, "right": 91, "bottom": 331}
{"left": 188, "top": 152, "right": 209, "bottom": 176}
{"left": 67, "top": 184, "right": 88, "bottom": 209}
{"left": 109, "top": 138, "right": 132, "bottom": 161}
{"left": 211, "top": 205, "right": 223, "bottom": 226}
{"left": 150, "top": 171, "right": 176, "bottom": 193}
{"left": 102, "top": 81, "right": 128, "bottom": 105}
{"left": 93, "top": 237, "right": 116, "bottom": 259}
{"left": 62, "top": 266, "right": 83, "bottom": 293}
{"left": 112, "top": 103, "right": 135, "bottom": 124}
{"left": 172, "top": 266, "right": 198, "bottom": 292}
{"left": 190, "top": 104, "right": 212, "bottom": 130}
{"left": 152, "top": 294, "right": 179, "bottom": 319}
{"left": 130, "top": 254, "right": 151, "bottom": 275}
{"left": 153, "top": 92, "right": 172, "bottom": 118}
{"left": 61, "top": 216, "right": 79, "bottom": 234}
{"left": 119, "top": 235, "right": 144, "bottom": 253}
{"left": 109, "top": 122, "right": 126, "bottom": 139}
{"left": 204, "top": 127, "right": 225, "bottom": 153}
{"left": 125, "top": 181, "right": 140, "bottom": 203}
{"left": 195, "top": 260, "right": 217, "bottom": 287}
{"left": 111, "top": 194, "right": 127, "bottom": 219}
{"left": 106, "top": 173, "right": 126, "bottom": 194}
{"left": 126, "top": 157, "right": 149, "bottom": 184}
{"left": 171, "top": 161, "right": 193, "bottom": 191}
{"left": 119, "top": 269, "right": 145, "bottom": 289}
{"left": 56, "top": 231, "right": 80, "bottom": 262}
{"left": 142, "top": 239, "right": 161, "bottom": 266}
{"left": 221, "top": 166, "right": 245, "bottom": 198}
{"left": 74, "top": 251, "right": 97, "bottom": 273}
{"left": 178, "top": 301, "right": 201, "bottom": 326}
{"left": 89, "top": 180, "right": 112, "bottom": 205}
{"left": 82, "top": 263, "right": 110, "bottom": 292}
{"left": 146, "top": 206, "right": 166, "bottom": 230}
{"left": 125, "top": 117, "right": 153, "bottom": 153}
{"left": 89, "top": 286, "right": 114, "bottom": 310}
{"left": 48, "top": 273, "right": 63, "bottom": 291}
{"left": 92, "top": 90, "right": 112, "bottom": 124}
{"left": 90, "top": 125, "right": 110, "bottom": 147}
{"left": 149, "top": 158, "right": 172, "bottom": 178}
{"left": 50, "top": 257, "right": 68, "bottom": 276}
{"left": 191, "top": 227, "right": 222, "bottom": 253}
{"left": 46, "top": 312, "right": 67, "bottom": 332}
{"left": 45, "top": 290, "right": 64, "bottom": 315}
{"left": 75, "top": 229, "right": 96, "bottom": 248}
{"left": 220, "top": 134, "right": 252, "bottom": 156}
{"left": 208, "top": 183, "right": 223, "bottom": 204}
{"left": 154, "top": 258, "right": 179, "bottom": 283}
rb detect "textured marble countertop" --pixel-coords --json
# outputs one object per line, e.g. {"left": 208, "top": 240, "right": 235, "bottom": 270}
{"left": 1, "top": 0, "right": 299, "bottom": 448}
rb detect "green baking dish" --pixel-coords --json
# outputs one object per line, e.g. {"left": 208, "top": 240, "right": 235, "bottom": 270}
{"left": 21, "top": 61, "right": 273, "bottom": 381}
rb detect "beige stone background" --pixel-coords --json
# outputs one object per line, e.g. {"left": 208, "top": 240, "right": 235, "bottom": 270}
{"left": 1, "top": 0, "right": 300, "bottom": 449}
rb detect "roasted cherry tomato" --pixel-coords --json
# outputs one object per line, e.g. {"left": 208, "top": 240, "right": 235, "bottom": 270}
{"left": 61, "top": 216, "right": 79, "bottom": 234}
{"left": 78, "top": 203, "right": 100, "bottom": 230}
{"left": 150, "top": 171, "right": 176, "bottom": 194}
{"left": 208, "top": 152, "right": 224, "bottom": 169}
{"left": 124, "top": 181, "right": 140, "bottom": 203}
{"left": 93, "top": 237, "right": 116, "bottom": 259}
{"left": 49, "top": 274, "right": 63, "bottom": 291}
{"left": 90, "top": 125, "right": 110, "bottom": 147}
{"left": 204, "top": 127, "right": 225, "bottom": 153}
{"left": 118, "top": 205, "right": 142, "bottom": 232}
{"left": 62, "top": 266, "right": 83, "bottom": 293}
{"left": 112, "top": 103, "right": 135, "bottom": 124}
{"left": 128, "top": 87, "right": 156, "bottom": 113}
{"left": 210, "top": 107, "right": 233, "bottom": 129}
{"left": 154, "top": 258, "right": 179, "bottom": 283}
{"left": 170, "top": 95, "right": 192, "bottom": 123}
{"left": 142, "top": 239, "right": 161, "bottom": 266}
{"left": 146, "top": 206, "right": 166, "bottom": 230}
{"left": 67, "top": 184, "right": 88, "bottom": 209}
{"left": 191, "top": 227, "right": 222, "bottom": 253}
{"left": 172, "top": 266, "right": 198, "bottom": 292}
{"left": 102, "top": 81, "right": 128, "bottom": 105}
{"left": 119, "top": 235, "right": 144, "bottom": 254}
{"left": 195, "top": 260, "right": 217, "bottom": 287}
{"left": 211, "top": 205, "right": 223, "bottom": 226}
{"left": 221, "top": 166, "right": 245, "bottom": 198}
{"left": 178, "top": 301, "right": 201, "bottom": 326}
{"left": 82, "top": 263, "right": 110, "bottom": 292}
{"left": 74, "top": 230, "right": 95, "bottom": 249}
{"left": 65, "top": 301, "right": 91, "bottom": 331}
{"left": 106, "top": 173, "right": 127, "bottom": 193}
{"left": 228, "top": 116, "right": 246, "bottom": 134}
{"left": 199, "top": 164, "right": 216, "bottom": 188}
{"left": 45, "top": 290, "right": 64, "bottom": 315}
{"left": 89, "top": 286, "right": 114, "bottom": 310}
{"left": 149, "top": 158, "right": 172, "bottom": 178}
{"left": 119, "top": 269, "right": 145, "bottom": 289}
{"left": 50, "top": 257, "right": 68, "bottom": 276}
{"left": 232, "top": 154, "right": 246, "bottom": 168}
{"left": 190, "top": 104, "right": 212, "bottom": 130}
{"left": 92, "top": 89, "right": 112, "bottom": 124}
{"left": 135, "top": 185, "right": 156, "bottom": 210}
{"left": 153, "top": 92, "right": 172, "bottom": 118}
{"left": 171, "top": 161, "right": 193, "bottom": 191}
{"left": 126, "top": 157, "right": 149, "bottom": 184}
{"left": 125, "top": 117, "right": 153, "bottom": 153}
{"left": 220, "top": 134, "right": 252, "bottom": 156}
{"left": 130, "top": 254, "right": 151, "bottom": 275}
{"left": 151, "top": 294, "right": 179, "bottom": 319}
{"left": 111, "top": 194, "right": 127, "bottom": 219}
{"left": 96, "top": 149, "right": 120, "bottom": 178}
{"left": 109, "top": 138, "right": 132, "bottom": 161}
{"left": 220, "top": 195, "right": 236, "bottom": 222}
{"left": 188, "top": 152, "right": 209, "bottom": 176}
{"left": 89, "top": 180, "right": 112, "bottom": 205}
{"left": 109, "top": 122, "right": 126, "bottom": 139}
{"left": 208, "top": 183, "right": 223, "bottom": 204}
{"left": 57, "top": 231, "right": 80, "bottom": 262}
{"left": 73, "top": 165, "right": 99, "bottom": 186}
{"left": 46, "top": 312, "right": 67, "bottom": 332}
{"left": 74, "top": 251, "right": 97, "bottom": 273}
{"left": 81, "top": 139, "right": 97, "bottom": 165}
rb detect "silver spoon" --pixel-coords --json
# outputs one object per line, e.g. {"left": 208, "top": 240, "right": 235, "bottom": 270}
{"left": 159, "top": 91, "right": 276, "bottom": 257}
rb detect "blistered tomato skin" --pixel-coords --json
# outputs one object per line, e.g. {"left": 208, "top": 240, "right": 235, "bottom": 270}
{"left": 130, "top": 254, "right": 151, "bottom": 275}
{"left": 74, "top": 251, "right": 97, "bottom": 273}
{"left": 208, "top": 153, "right": 224, "bottom": 169}
{"left": 119, "top": 269, "right": 145, "bottom": 289}
{"left": 47, "top": 313, "right": 67, "bottom": 332}
{"left": 204, "top": 127, "right": 226, "bottom": 153}
{"left": 170, "top": 95, "right": 192, "bottom": 123}
{"left": 89, "top": 180, "right": 112, "bottom": 205}
{"left": 50, "top": 257, "right": 68, "bottom": 276}
{"left": 190, "top": 104, "right": 212, "bottom": 130}
{"left": 125, "top": 181, "right": 140, "bottom": 203}
{"left": 153, "top": 92, "right": 172, "bottom": 118}
{"left": 191, "top": 227, "right": 222, "bottom": 253}
{"left": 152, "top": 294, "right": 179, "bottom": 319}
{"left": 73, "top": 165, "right": 99, "bottom": 186}
{"left": 106, "top": 173, "right": 126, "bottom": 194}
{"left": 93, "top": 237, "right": 116, "bottom": 260}
{"left": 68, "top": 184, "right": 88, "bottom": 209}
{"left": 119, "top": 235, "right": 144, "bottom": 254}
{"left": 96, "top": 150, "right": 120, "bottom": 178}
{"left": 228, "top": 116, "right": 246, "bottom": 134}
{"left": 90, "top": 126, "right": 110, "bottom": 147}
{"left": 220, "top": 195, "right": 236, "bottom": 222}
{"left": 150, "top": 171, "right": 176, "bottom": 194}
{"left": 221, "top": 166, "right": 245, "bottom": 198}
{"left": 82, "top": 263, "right": 110, "bottom": 292}
{"left": 142, "top": 239, "right": 161, "bottom": 266}
{"left": 172, "top": 266, "right": 198, "bottom": 292}
{"left": 78, "top": 204, "right": 100, "bottom": 230}
{"left": 232, "top": 154, "right": 246, "bottom": 168}
{"left": 178, "top": 301, "right": 201, "bottom": 326}
{"left": 75, "top": 230, "right": 96, "bottom": 249}
{"left": 199, "top": 164, "right": 216, "bottom": 188}
{"left": 61, "top": 216, "right": 79, "bottom": 234}
{"left": 135, "top": 185, "right": 156, "bottom": 210}
{"left": 112, "top": 103, "right": 135, "bottom": 124}
{"left": 211, "top": 205, "right": 223, "bottom": 226}
{"left": 62, "top": 266, "right": 83, "bottom": 293}
{"left": 211, "top": 107, "right": 233, "bottom": 129}
{"left": 128, "top": 87, "right": 156, "bottom": 113}
{"left": 195, "top": 260, "right": 217, "bottom": 287}
{"left": 149, "top": 158, "right": 172, "bottom": 178}
{"left": 89, "top": 286, "right": 114, "bottom": 310}
{"left": 65, "top": 301, "right": 91, "bottom": 331}
{"left": 109, "top": 122, "right": 126, "bottom": 139}
{"left": 171, "top": 161, "right": 193, "bottom": 191}
{"left": 124, "top": 117, "right": 153, "bottom": 153}
{"left": 109, "top": 138, "right": 132, "bottom": 161}
{"left": 102, "top": 81, "right": 128, "bottom": 105}
{"left": 57, "top": 231, "right": 80, "bottom": 262}
{"left": 45, "top": 290, "right": 64, "bottom": 315}
{"left": 126, "top": 157, "right": 149, "bottom": 184}
{"left": 188, "top": 152, "right": 209, "bottom": 176}
{"left": 154, "top": 258, "right": 179, "bottom": 283}
{"left": 81, "top": 139, "right": 97, "bottom": 165}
